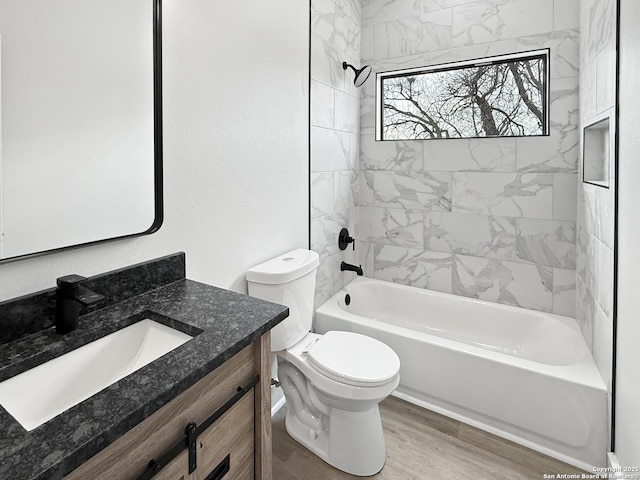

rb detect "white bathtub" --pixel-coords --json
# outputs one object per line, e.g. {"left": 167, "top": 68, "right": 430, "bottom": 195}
{"left": 314, "top": 277, "right": 608, "bottom": 470}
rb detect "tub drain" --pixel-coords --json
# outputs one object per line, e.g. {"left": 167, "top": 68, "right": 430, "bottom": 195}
{"left": 345, "top": 293, "right": 351, "bottom": 305}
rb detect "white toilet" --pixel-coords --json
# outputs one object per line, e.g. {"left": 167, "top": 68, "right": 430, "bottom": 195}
{"left": 246, "top": 249, "right": 400, "bottom": 476}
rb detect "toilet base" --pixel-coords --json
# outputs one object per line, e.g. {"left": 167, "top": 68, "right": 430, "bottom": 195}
{"left": 284, "top": 403, "right": 386, "bottom": 476}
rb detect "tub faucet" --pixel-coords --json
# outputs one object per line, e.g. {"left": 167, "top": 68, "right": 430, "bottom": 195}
{"left": 55, "top": 275, "right": 105, "bottom": 334}
{"left": 340, "top": 262, "right": 363, "bottom": 276}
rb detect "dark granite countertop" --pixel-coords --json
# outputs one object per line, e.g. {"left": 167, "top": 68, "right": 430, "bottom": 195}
{"left": 0, "top": 278, "right": 288, "bottom": 480}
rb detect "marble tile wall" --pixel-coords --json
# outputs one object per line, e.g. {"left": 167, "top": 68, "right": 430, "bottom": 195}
{"left": 311, "top": 0, "right": 362, "bottom": 309}
{"left": 577, "top": 0, "right": 616, "bottom": 404}
{"left": 359, "top": 0, "right": 580, "bottom": 315}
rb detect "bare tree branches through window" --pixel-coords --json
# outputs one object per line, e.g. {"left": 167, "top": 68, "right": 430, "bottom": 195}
{"left": 377, "top": 50, "right": 549, "bottom": 141}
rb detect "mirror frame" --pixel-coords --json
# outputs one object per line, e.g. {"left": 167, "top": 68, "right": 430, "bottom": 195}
{"left": 0, "top": 0, "right": 163, "bottom": 264}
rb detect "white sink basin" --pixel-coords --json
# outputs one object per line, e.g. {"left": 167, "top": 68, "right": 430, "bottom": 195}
{"left": 0, "top": 319, "right": 192, "bottom": 431}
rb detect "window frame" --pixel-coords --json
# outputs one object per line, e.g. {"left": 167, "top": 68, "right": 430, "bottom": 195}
{"left": 375, "top": 48, "right": 551, "bottom": 141}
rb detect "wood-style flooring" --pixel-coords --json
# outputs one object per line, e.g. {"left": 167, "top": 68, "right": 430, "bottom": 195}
{"left": 273, "top": 395, "right": 589, "bottom": 479}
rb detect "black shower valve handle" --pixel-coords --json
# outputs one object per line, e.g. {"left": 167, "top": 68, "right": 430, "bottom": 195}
{"left": 338, "top": 228, "right": 355, "bottom": 251}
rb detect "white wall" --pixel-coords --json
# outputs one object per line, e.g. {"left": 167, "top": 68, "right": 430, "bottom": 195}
{"left": 616, "top": 0, "right": 640, "bottom": 467}
{"left": 0, "top": 0, "right": 309, "bottom": 301}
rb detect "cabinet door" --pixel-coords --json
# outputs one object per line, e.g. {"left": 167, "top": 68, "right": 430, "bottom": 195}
{"left": 195, "top": 391, "right": 254, "bottom": 480}
{"left": 153, "top": 451, "right": 192, "bottom": 480}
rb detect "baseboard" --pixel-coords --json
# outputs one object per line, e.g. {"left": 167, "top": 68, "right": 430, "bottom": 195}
{"left": 271, "top": 395, "right": 286, "bottom": 417}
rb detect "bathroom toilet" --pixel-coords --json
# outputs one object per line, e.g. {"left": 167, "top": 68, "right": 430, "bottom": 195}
{"left": 246, "top": 249, "right": 400, "bottom": 476}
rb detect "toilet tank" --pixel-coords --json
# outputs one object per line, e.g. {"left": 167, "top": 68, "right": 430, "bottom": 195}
{"left": 246, "top": 249, "right": 319, "bottom": 351}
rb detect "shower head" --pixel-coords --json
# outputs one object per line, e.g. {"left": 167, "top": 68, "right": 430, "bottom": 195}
{"left": 343, "top": 61, "right": 372, "bottom": 87}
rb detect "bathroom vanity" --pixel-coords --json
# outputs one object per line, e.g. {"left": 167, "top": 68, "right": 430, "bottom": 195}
{"left": 65, "top": 338, "right": 269, "bottom": 480}
{"left": 0, "top": 253, "right": 288, "bottom": 480}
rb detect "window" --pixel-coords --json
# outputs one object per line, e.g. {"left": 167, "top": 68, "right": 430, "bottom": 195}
{"left": 376, "top": 49, "right": 549, "bottom": 141}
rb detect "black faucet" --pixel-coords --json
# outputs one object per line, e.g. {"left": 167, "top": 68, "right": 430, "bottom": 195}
{"left": 55, "top": 275, "right": 105, "bottom": 334}
{"left": 340, "top": 262, "right": 363, "bottom": 276}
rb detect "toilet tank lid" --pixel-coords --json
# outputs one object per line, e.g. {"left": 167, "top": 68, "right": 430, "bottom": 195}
{"left": 246, "top": 249, "right": 319, "bottom": 285}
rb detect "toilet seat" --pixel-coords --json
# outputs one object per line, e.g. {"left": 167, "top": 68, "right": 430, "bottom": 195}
{"left": 279, "top": 332, "right": 400, "bottom": 402}
{"left": 308, "top": 331, "right": 400, "bottom": 387}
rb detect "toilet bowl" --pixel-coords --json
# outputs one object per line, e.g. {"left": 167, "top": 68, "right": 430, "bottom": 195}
{"left": 246, "top": 249, "right": 400, "bottom": 476}
{"left": 277, "top": 331, "right": 399, "bottom": 475}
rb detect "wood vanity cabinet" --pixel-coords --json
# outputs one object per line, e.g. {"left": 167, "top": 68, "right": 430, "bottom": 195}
{"left": 65, "top": 333, "right": 271, "bottom": 480}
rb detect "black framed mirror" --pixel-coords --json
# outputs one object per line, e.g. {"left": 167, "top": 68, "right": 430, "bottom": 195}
{"left": 0, "top": 0, "right": 163, "bottom": 262}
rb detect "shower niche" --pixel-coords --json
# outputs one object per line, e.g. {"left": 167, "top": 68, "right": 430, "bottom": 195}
{"left": 583, "top": 113, "right": 613, "bottom": 188}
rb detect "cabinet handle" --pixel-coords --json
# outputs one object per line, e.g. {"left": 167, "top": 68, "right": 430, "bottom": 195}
{"left": 204, "top": 454, "right": 230, "bottom": 480}
{"left": 186, "top": 422, "right": 197, "bottom": 474}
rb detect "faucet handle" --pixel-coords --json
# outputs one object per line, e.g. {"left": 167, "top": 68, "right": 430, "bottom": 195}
{"left": 338, "top": 228, "right": 355, "bottom": 251}
{"left": 56, "top": 275, "right": 105, "bottom": 306}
